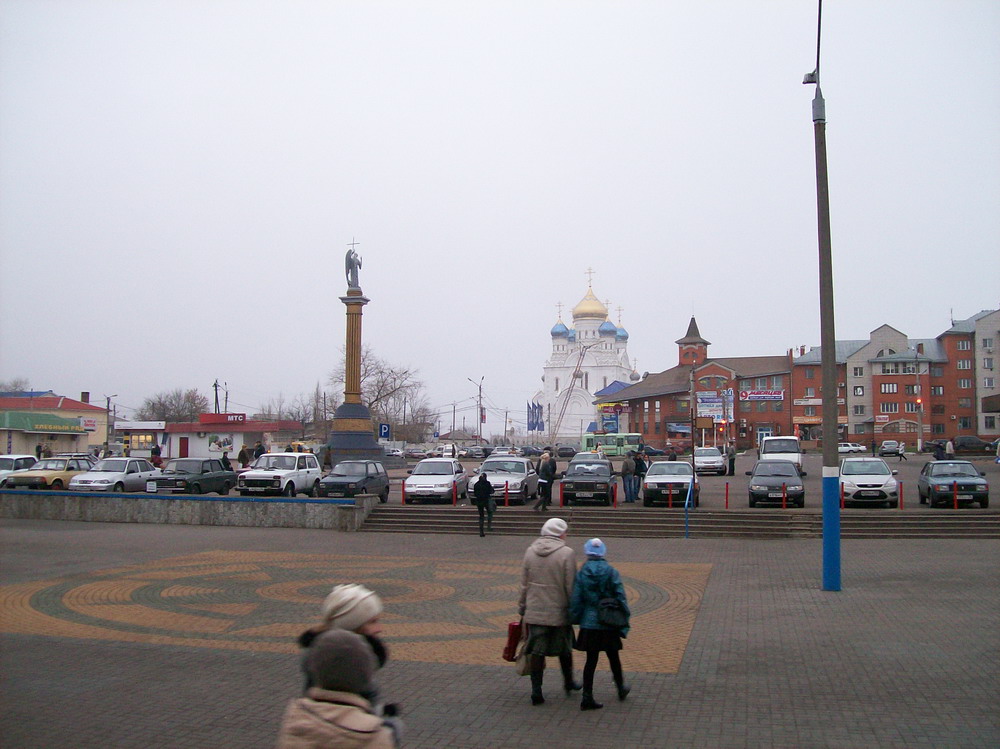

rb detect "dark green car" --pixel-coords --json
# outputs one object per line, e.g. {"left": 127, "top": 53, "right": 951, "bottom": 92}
{"left": 147, "top": 458, "right": 236, "bottom": 495}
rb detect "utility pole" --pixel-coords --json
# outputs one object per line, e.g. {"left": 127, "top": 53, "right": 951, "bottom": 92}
{"left": 212, "top": 379, "right": 220, "bottom": 413}
{"left": 104, "top": 394, "right": 117, "bottom": 454}
{"left": 504, "top": 409, "right": 509, "bottom": 444}
{"left": 224, "top": 382, "right": 229, "bottom": 413}
{"left": 452, "top": 402, "right": 456, "bottom": 435}
{"left": 467, "top": 377, "right": 484, "bottom": 443}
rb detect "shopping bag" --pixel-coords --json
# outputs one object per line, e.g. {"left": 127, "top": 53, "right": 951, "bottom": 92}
{"left": 502, "top": 620, "right": 522, "bottom": 662}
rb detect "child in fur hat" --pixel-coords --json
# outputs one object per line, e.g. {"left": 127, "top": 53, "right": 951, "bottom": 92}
{"left": 277, "top": 629, "right": 402, "bottom": 748}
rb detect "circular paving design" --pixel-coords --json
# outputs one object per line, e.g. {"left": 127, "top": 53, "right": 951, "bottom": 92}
{"left": 0, "top": 551, "right": 711, "bottom": 673}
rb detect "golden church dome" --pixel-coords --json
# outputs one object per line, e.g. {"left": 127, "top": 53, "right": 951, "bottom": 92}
{"left": 572, "top": 286, "right": 608, "bottom": 320}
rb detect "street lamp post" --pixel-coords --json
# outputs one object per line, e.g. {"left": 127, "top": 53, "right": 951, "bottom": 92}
{"left": 104, "top": 394, "right": 117, "bottom": 455}
{"left": 467, "top": 377, "right": 484, "bottom": 443}
{"left": 804, "top": 0, "right": 841, "bottom": 591}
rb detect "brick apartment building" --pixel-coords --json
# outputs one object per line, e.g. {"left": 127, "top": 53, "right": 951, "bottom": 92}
{"left": 598, "top": 309, "right": 999, "bottom": 451}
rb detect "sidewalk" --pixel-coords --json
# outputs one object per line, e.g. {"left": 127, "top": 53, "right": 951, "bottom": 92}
{"left": 1, "top": 519, "right": 997, "bottom": 748}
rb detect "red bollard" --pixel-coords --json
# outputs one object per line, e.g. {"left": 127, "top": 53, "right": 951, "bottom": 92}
{"left": 504, "top": 481, "right": 509, "bottom": 507}
{"left": 667, "top": 489, "right": 673, "bottom": 509}
{"left": 782, "top": 483, "right": 787, "bottom": 510}
{"left": 612, "top": 483, "right": 618, "bottom": 508}
{"left": 559, "top": 481, "right": 564, "bottom": 508}
{"left": 953, "top": 481, "right": 958, "bottom": 510}
{"left": 840, "top": 482, "right": 845, "bottom": 509}
{"left": 453, "top": 481, "right": 458, "bottom": 506}
{"left": 899, "top": 482, "right": 904, "bottom": 510}
{"left": 725, "top": 482, "right": 729, "bottom": 510}
{"left": 401, "top": 481, "right": 406, "bottom": 505}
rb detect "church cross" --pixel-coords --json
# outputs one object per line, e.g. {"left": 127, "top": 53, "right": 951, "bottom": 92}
{"left": 585, "top": 267, "right": 595, "bottom": 285}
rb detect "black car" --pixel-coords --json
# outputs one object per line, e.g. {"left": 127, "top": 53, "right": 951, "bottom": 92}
{"left": 746, "top": 459, "right": 805, "bottom": 508}
{"left": 148, "top": 458, "right": 236, "bottom": 495}
{"left": 555, "top": 444, "right": 579, "bottom": 458}
{"left": 560, "top": 459, "right": 615, "bottom": 506}
{"left": 917, "top": 460, "right": 989, "bottom": 508}
{"left": 520, "top": 445, "right": 544, "bottom": 457}
{"left": 317, "top": 460, "right": 390, "bottom": 502}
{"left": 640, "top": 445, "right": 666, "bottom": 456}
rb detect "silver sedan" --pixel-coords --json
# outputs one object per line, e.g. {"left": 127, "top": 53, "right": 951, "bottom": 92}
{"left": 68, "top": 457, "right": 161, "bottom": 492}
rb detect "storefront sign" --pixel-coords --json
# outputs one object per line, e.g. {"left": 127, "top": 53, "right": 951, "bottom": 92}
{"left": 198, "top": 413, "right": 246, "bottom": 425}
{"left": 740, "top": 390, "right": 784, "bottom": 401}
{"left": 80, "top": 417, "right": 98, "bottom": 431}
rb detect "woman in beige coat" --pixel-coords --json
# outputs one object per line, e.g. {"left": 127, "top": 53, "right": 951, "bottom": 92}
{"left": 518, "top": 517, "right": 581, "bottom": 705}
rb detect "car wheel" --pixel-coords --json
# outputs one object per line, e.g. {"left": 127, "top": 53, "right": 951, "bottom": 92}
{"left": 310, "top": 481, "right": 320, "bottom": 498}
{"left": 113, "top": 482, "right": 124, "bottom": 493}
{"left": 189, "top": 484, "right": 202, "bottom": 495}
{"left": 981, "top": 498, "right": 989, "bottom": 509}
{"left": 284, "top": 483, "right": 296, "bottom": 498}
{"left": 380, "top": 488, "right": 389, "bottom": 503}
{"left": 796, "top": 498, "right": 804, "bottom": 508}
{"left": 749, "top": 496, "right": 756, "bottom": 508}
{"left": 918, "top": 490, "right": 926, "bottom": 505}
{"left": 51, "top": 480, "right": 63, "bottom": 490}
{"left": 220, "top": 482, "right": 232, "bottom": 496}
{"left": 888, "top": 499, "right": 898, "bottom": 509}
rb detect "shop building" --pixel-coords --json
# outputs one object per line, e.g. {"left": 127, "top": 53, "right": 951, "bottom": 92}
{"left": 0, "top": 411, "right": 89, "bottom": 456}
{"left": 161, "top": 414, "right": 303, "bottom": 459}
{"left": 0, "top": 392, "right": 107, "bottom": 451}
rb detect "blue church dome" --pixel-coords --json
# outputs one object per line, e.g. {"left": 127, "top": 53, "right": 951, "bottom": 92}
{"left": 599, "top": 320, "right": 618, "bottom": 335}
{"left": 567, "top": 329, "right": 576, "bottom": 342}
{"left": 616, "top": 326, "right": 629, "bottom": 341}
{"left": 550, "top": 321, "right": 569, "bottom": 337}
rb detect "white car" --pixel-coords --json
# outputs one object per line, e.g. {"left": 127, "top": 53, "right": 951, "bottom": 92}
{"left": 0, "top": 454, "right": 38, "bottom": 486}
{"left": 383, "top": 448, "right": 404, "bottom": 458}
{"left": 236, "top": 452, "right": 322, "bottom": 497}
{"left": 404, "top": 458, "right": 469, "bottom": 503}
{"left": 69, "top": 457, "right": 161, "bottom": 492}
{"left": 839, "top": 457, "right": 899, "bottom": 508}
{"left": 642, "top": 461, "right": 700, "bottom": 507}
{"left": 838, "top": 443, "right": 865, "bottom": 454}
{"left": 693, "top": 447, "right": 726, "bottom": 475}
{"left": 471, "top": 456, "right": 539, "bottom": 505}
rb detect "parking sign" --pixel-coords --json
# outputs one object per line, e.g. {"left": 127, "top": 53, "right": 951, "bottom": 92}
{"left": 379, "top": 423, "right": 391, "bottom": 439}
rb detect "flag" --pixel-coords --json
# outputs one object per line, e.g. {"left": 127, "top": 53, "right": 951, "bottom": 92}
{"left": 527, "top": 402, "right": 535, "bottom": 431}
{"left": 535, "top": 402, "right": 544, "bottom": 432}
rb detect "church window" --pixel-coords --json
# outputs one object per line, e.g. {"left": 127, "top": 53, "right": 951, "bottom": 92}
{"left": 555, "top": 378, "right": 559, "bottom": 391}
{"left": 603, "top": 377, "right": 608, "bottom": 389}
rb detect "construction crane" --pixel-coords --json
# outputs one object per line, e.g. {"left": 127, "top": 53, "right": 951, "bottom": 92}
{"left": 549, "top": 343, "right": 597, "bottom": 443}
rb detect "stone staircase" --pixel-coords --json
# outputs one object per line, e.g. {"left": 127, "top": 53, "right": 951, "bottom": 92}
{"left": 360, "top": 505, "right": 1000, "bottom": 539}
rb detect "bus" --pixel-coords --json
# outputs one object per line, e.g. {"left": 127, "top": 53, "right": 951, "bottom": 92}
{"left": 582, "top": 433, "right": 642, "bottom": 457}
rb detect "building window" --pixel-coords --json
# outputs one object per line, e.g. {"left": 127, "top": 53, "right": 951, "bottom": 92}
{"left": 855, "top": 423, "right": 869, "bottom": 434}
{"left": 804, "top": 406, "right": 816, "bottom": 416}
{"left": 555, "top": 378, "right": 559, "bottom": 391}
{"left": 805, "top": 387, "right": 816, "bottom": 398}
{"left": 904, "top": 384, "right": 919, "bottom": 395}
{"left": 603, "top": 377, "right": 608, "bottom": 389}
{"left": 931, "top": 405, "right": 945, "bottom": 415}
{"left": 958, "top": 397, "right": 972, "bottom": 408}
{"left": 958, "top": 379, "right": 972, "bottom": 389}
{"left": 986, "top": 377, "right": 996, "bottom": 389}
{"left": 902, "top": 362, "right": 917, "bottom": 374}
{"left": 772, "top": 401, "right": 783, "bottom": 412}
{"left": 852, "top": 366, "right": 864, "bottom": 377}
{"left": 771, "top": 375, "right": 783, "bottom": 388}
{"left": 756, "top": 377, "right": 767, "bottom": 388}
{"left": 804, "top": 368, "right": 814, "bottom": 379}
{"left": 905, "top": 402, "right": 920, "bottom": 413}
{"left": 853, "top": 385, "right": 864, "bottom": 396}
{"left": 654, "top": 421, "right": 661, "bottom": 433}
{"left": 986, "top": 416, "right": 997, "bottom": 429}
{"left": 757, "top": 401, "right": 767, "bottom": 412}
{"left": 880, "top": 403, "right": 899, "bottom": 414}
{"left": 739, "top": 380, "right": 752, "bottom": 390}
{"left": 740, "top": 401, "right": 751, "bottom": 412}
{"left": 957, "top": 359, "right": 972, "bottom": 370}
{"left": 881, "top": 363, "right": 901, "bottom": 375}
{"left": 930, "top": 386, "right": 944, "bottom": 396}
{"left": 932, "top": 423, "right": 945, "bottom": 434}
{"left": 957, "top": 340, "right": 971, "bottom": 351}
{"left": 880, "top": 383, "right": 898, "bottom": 394}
{"left": 958, "top": 416, "right": 972, "bottom": 429}
{"left": 853, "top": 405, "right": 865, "bottom": 415}
{"left": 984, "top": 358, "right": 994, "bottom": 370}
{"left": 931, "top": 366, "right": 943, "bottom": 377}
{"left": 983, "top": 337, "right": 994, "bottom": 349}
{"left": 677, "top": 400, "right": 689, "bottom": 411}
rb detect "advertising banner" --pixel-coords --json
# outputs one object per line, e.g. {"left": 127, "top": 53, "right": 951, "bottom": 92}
{"left": 739, "top": 390, "right": 784, "bottom": 401}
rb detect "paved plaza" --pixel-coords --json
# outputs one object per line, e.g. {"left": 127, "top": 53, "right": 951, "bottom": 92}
{"left": 1, "top": 518, "right": 997, "bottom": 748}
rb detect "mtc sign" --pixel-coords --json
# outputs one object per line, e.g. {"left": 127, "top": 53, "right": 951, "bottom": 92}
{"left": 198, "top": 413, "right": 247, "bottom": 425}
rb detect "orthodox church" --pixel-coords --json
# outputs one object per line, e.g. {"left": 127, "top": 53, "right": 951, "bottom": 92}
{"left": 532, "top": 284, "right": 637, "bottom": 445}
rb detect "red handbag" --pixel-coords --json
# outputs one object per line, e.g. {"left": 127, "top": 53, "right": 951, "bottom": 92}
{"left": 502, "top": 620, "right": 523, "bottom": 662}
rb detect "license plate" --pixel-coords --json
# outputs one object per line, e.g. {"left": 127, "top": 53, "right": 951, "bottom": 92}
{"left": 768, "top": 492, "right": 783, "bottom": 498}
{"left": 958, "top": 494, "right": 973, "bottom": 500}
{"left": 328, "top": 492, "right": 345, "bottom": 497}
{"left": 247, "top": 487, "right": 265, "bottom": 493}
{"left": 856, "top": 491, "right": 879, "bottom": 497}
{"left": 146, "top": 481, "right": 157, "bottom": 493}
{"left": 576, "top": 492, "right": 594, "bottom": 498}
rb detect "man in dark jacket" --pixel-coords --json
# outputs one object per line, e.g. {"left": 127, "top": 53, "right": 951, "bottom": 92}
{"left": 472, "top": 473, "right": 495, "bottom": 537}
{"left": 253, "top": 441, "right": 266, "bottom": 459}
{"left": 533, "top": 450, "right": 557, "bottom": 512}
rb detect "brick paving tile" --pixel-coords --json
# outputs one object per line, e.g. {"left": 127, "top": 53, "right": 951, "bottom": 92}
{"left": 1, "top": 519, "right": 998, "bottom": 748}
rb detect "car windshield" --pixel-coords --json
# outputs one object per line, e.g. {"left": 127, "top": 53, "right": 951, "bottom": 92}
{"left": 647, "top": 463, "right": 693, "bottom": 477}
{"left": 928, "top": 463, "right": 978, "bottom": 478}
{"left": 253, "top": 455, "right": 297, "bottom": 470}
{"left": 0, "top": 458, "right": 14, "bottom": 470}
{"left": 695, "top": 448, "right": 721, "bottom": 457}
{"left": 762, "top": 439, "right": 799, "bottom": 453}
{"left": 566, "top": 463, "right": 611, "bottom": 477}
{"left": 412, "top": 462, "right": 454, "bottom": 475}
{"left": 31, "top": 459, "right": 69, "bottom": 471}
{"left": 482, "top": 461, "right": 525, "bottom": 474}
{"left": 330, "top": 462, "right": 367, "bottom": 476}
{"left": 754, "top": 463, "right": 799, "bottom": 478}
{"left": 93, "top": 459, "right": 129, "bottom": 472}
{"left": 881, "top": 441, "right": 899, "bottom": 447}
{"left": 163, "top": 459, "right": 201, "bottom": 474}
{"left": 842, "top": 460, "right": 890, "bottom": 476}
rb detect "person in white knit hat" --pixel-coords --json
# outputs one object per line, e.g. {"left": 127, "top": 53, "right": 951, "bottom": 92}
{"left": 518, "top": 517, "right": 581, "bottom": 706}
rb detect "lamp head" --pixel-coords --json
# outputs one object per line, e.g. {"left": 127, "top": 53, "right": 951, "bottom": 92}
{"left": 802, "top": 70, "right": 818, "bottom": 85}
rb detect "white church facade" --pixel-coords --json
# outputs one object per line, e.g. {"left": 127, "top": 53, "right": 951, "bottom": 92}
{"left": 532, "top": 284, "right": 637, "bottom": 446}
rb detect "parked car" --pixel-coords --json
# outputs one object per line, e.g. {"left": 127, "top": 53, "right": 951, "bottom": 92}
{"left": 148, "top": 458, "right": 237, "bottom": 495}
{"left": 68, "top": 458, "right": 160, "bottom": 492}
{"left": 0, "top": 454, "right": 38, "bottom": 486}
{"left": 878, "top": 440, "right": 902, "bottom": 457}
{"left": 560, "top": 459, "right": 615, "bottom": 506}
{"left": 838, "top": 457, "right": 898, "bottom": 508}
{"left": 920, "top": 439, "right": 948, "bottom": 453}
{"left": 758, "top": 436, "right": 803, "bottom": 469}
{"left": 403, "top": 458, "right": 469, "bottom": 503}
{"left": 746, "top": 460, "right": 805, "bottom": 508}
{"left": 471, "top": 456, "right": 539, "bottom": 504}
{"left": 520, "top": 445, "right": 544, "bottom": 457}
{"left": 555, "top": 444, "right": 579, "bottom": 458}
{"left": 838, "top": 443, "right": 865, "bottom": 454}
{"left": 952, "top": 436, "right": 995, "bottom": 454}
{"left": 237, "top": 452, "right": 322, "bottom": 497}
{"left": 693, "top": 447, "right": 726, "bottom": 475}
{"left": 641, "top": 445, "right": 667, "bottom": 456}
{"left": 5, "top": 456, "right": 95, "bottom": 490}
{"left": 383, "top": 448, "right": 404, "bottom": 458}
{"left": 317, "top": 460, "right": 390, "bottom": 502}
{"left": 642, "top": 461, "right": 700, "bottom": 507}
{"left": 467, "top": 446, "right": 486, "bottom": 459}
{"left": 917, "top": 460, "right": 989, "bottom": 508}
{"left": 489, "top": 446, "right": 518, "bottom": 456}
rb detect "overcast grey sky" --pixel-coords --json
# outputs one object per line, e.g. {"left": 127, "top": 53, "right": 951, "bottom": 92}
{"left": 2, "top": 1, "right": 998, "bottom": 438}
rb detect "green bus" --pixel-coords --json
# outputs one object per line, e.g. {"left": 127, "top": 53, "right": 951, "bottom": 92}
{"left": 582, "top": 433, "right": 642, "bottom": 457}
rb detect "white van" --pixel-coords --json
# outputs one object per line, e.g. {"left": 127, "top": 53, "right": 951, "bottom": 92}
{"left": 758, "top": 436, "right": 804, "bottom": 471}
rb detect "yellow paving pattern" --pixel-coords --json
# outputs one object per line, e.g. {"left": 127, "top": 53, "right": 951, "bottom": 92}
{"left": 0, "top": 551, "right": 711, "bottom": 673}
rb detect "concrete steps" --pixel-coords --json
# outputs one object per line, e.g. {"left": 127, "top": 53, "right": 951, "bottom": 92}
{"left": 360, "top": 505, "right": 1000, "bottom": 539}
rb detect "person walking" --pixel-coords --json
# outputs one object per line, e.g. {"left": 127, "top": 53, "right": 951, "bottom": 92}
{"left": 533, "top": 450, "right": 557, "bottom": 512}
{"left": 726, "top": 441, "right": 737, "bottom": 475}
{"left": 870, "top": 439, "right": 877, "bottom": 456}
{"left": 634, "top": 452, "right": 648, "bottom": 500}
{"left": 570, "top": 538, "right": 631, "bottom": 711}
{"left": 518, "top": 517, "right": 581, "bottom": 706}
{"left": 933, "top": 441, "right": 946, "bottom": 461}
{"left": 620, "top": 452, "right": 636, "bottom": 503}
{"left": 253, "top": 440, "right": 266, "bottom": 460}
{"left": 472, "top": 472, "right": 495, "bottom": 537}
{"left": 667, "top": 446, "right": 677, "bottom": 461}
{"left": 237, "top": 444, "right": 251, "bottom": 468}
{"left": 945, "top": 439, "right": 955, "bottom": 461}
{"left": 898, "top": 442, "right": 908, "bottom": 461}
{"left": 220, "top": 451, "right": 233, "bottom": 471}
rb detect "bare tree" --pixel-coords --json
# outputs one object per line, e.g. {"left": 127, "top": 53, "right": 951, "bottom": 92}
{"left": 257, "top": 393, "right": 287, "bottom": 421}
{"left": 0, "top": 377, "right": 31, "bottom": 392}
{"left": 135, "top": 388, "right": 210, "bottom": 422}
